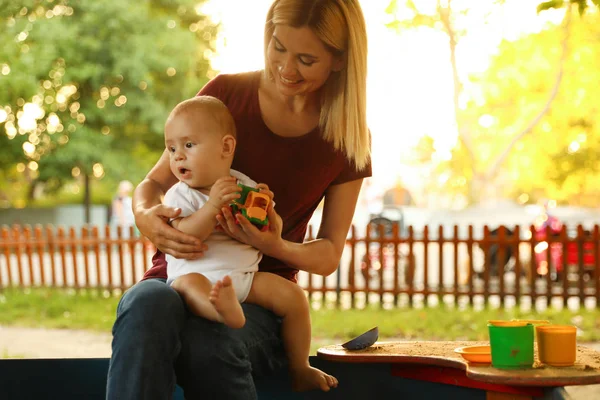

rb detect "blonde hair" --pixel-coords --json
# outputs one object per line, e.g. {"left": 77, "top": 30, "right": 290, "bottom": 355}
{"left": 167, "top": 95, "right": 237, "bottom": 138}
{"left": 264, "top": 0, "right": 370, "bottom": 170}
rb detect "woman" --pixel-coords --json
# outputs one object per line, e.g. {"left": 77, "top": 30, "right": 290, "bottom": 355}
{"left": 106, "top": 1, "right": 371, "bottom": 398}
{"left": 110, "top": 180, "right": 136, "bottom": 238}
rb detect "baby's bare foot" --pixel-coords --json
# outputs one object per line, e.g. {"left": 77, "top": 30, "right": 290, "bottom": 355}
{"left": 209, "top": 276, "right": 245, "bottom": 329}
{"left": 291, "top": 366, "right": 338, "bottom": 392}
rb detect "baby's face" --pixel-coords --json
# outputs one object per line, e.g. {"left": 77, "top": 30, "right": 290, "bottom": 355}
{"left": 165, "top": 112, "right": 229, "bottom": 190}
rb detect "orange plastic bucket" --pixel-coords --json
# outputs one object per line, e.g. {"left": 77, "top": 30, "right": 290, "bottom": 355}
{"left": 535, "top": 325, "right": 577, "bottom": 367}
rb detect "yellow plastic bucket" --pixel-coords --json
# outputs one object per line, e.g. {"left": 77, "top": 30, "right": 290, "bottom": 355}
{"left": 536, "top": 325, "right": 577, "bottom": 367}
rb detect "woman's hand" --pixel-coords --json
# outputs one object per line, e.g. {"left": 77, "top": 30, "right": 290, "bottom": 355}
{"left": 136, "top": 203, "right": 207, "bottom": 259}
{"left": 215, "top": 184, "right": 283, "bottom": 256}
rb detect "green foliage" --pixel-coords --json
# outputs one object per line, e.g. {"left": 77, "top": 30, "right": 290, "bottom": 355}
{"left": 538, "top": 0, "right": 600, "bottom": 15}
{"left": 386, "top": 0, "right": 600, "bottom": 205}
{"left": 0, "top": 0, "right": 217, "bottom": 205}
{"left": 386, "top": 0, "right": 440, "bottom": 30}
{"left": 451, "top": 12, "right": 600, "bottom": 205}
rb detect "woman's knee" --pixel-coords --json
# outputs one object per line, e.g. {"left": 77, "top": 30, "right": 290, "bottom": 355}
{"left": 115, "top": 278, "right": 185, "bottom": 331}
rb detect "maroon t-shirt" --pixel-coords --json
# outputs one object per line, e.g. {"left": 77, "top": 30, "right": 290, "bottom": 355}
{"left": 143, "top": 71, "right": 372, "bottom": 282}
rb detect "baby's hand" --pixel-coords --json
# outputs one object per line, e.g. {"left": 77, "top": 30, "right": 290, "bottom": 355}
{"left": 207, "top": 176, "right": 240, "bottom": 211}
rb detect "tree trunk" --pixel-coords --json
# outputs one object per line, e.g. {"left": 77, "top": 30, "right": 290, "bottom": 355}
{"left": 438, "top": 1, "right": 571, "bottom": 203}
{"left": 484, "top": 5, "right": 572, "bottom": 182}
{"left": 438, "top": 0, "right": 480, "bottom": 202}
{"left": 27, "top": 179, "right": 37, "bottom": 204}
{"left": 84, "top": 173, "right": 91, "bottom": 224}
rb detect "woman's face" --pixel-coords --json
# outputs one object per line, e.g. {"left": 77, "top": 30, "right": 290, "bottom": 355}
{"left": 266, "top": 24, "right": 343, "bottom": 97}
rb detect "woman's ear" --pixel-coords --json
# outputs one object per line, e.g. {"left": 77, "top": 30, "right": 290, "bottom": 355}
{"left": 222, "top": 134, "right": 236, "bottom": 157}
{"left": 332, "top": 53, "right": 346, "bottom": 72}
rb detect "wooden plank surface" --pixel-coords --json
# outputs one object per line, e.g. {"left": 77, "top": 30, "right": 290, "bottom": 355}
{"left": 317, "top": 341, "right": 600, "bottom": 387}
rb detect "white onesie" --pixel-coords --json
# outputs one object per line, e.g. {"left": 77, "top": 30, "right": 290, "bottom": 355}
{"left": 164, "top": 169, "right": 261, "bottom": 302}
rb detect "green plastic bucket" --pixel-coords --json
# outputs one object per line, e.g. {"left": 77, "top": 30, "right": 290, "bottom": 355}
{"left": 488, "top": 323, "right": 534, "bottom": 369}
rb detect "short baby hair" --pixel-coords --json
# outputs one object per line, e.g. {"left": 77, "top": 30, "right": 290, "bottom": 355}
{"left": 167, "top": 95, "right": 236, "bottom": 138}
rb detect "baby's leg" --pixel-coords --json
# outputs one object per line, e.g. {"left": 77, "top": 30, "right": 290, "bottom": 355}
{"left": 209, "top": 275, "right": 245, "bottom": 329}
{"left": 171, "top": 273, "right": 245, "bottom": 329}
{"left": 245, "top": 272, "right": 338, "bottom": 392}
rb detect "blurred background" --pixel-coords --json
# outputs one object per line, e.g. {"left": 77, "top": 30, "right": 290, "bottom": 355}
{"left": 1, "top": 3, "right": 600, "bottom": 386}
{"left": 1, "top": 0, "right": 599, "bottom": 225}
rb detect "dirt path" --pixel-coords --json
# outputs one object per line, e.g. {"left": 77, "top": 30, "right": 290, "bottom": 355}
{"left": 0, "top": 325, "right": 112, "bottom": 358}
{"left": 1, "top": 326, "right": 599, "bottom": 399}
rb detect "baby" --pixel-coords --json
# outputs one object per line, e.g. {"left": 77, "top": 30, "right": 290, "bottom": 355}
{"left": 163, "top": 96, "right": 338, "bottom": 392}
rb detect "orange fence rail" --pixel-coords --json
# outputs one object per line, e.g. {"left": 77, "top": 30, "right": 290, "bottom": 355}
{"left": 1, "top": 224, "right": 599, "bottom": 309}
{"left": 0, "top": 225, "right": 152, "bottom": 291}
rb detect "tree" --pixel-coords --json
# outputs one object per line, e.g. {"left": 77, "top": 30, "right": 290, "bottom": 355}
{"left": 537, "top": 0, "right": 600, "bottom": 14}
{"left": 386, "top": 0, "right": 583, "bottom": 204}
{"left": 0, "top": 0, "right": 217, "bottom": 218}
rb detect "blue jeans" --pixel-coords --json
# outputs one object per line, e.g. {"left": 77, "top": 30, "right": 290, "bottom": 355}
{"left": 106, "top": 278, "right": 287, "bottom": 400}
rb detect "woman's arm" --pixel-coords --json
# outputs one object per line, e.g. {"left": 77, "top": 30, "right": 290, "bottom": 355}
{"left": 133, "top": 150, "right": 206, "bottom": 259}
{"left": 271, "top": 179, "right": 362, "bottom": 276}
{"left": 217, "top": 179, "right": 363, "bottom": 276}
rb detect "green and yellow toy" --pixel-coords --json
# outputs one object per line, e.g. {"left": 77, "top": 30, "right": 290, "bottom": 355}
{"left": 230, "top": 183, "right": 270, "bottom": 229}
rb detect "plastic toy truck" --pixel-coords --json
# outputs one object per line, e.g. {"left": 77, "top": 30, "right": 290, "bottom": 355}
{"left": 230, "top": 183, "right": 270, "bottom": 229}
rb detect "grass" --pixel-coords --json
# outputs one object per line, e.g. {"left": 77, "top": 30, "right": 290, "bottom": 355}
{"left": 310, "top": 306, "right": 600, "bottom": 342}
{"left": 0, "top": 288, "right": 119, "bottom": 332}
{"left": 2, "top": 349, "right": 25, "bottom": 359}
{"left": 1, "top": 288, "right": 599, "bottom": 355}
